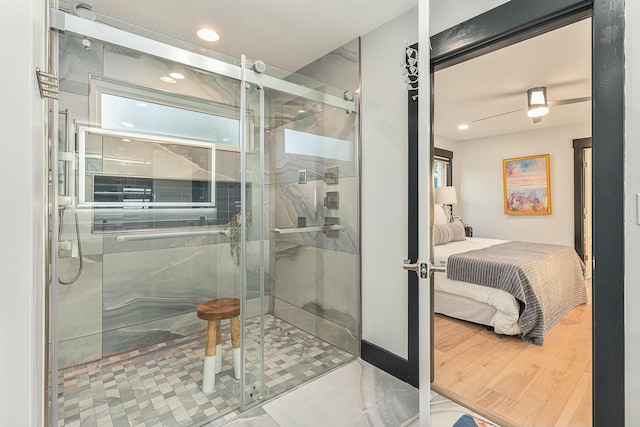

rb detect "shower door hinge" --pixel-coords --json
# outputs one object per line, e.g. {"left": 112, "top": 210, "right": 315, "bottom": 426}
{"left": 35, "top": 68, "right": 59, "bottom": 100}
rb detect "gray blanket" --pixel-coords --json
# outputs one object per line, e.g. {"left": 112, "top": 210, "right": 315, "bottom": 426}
{"left": 446, "top": 241, "right": 587, "bottom": 345}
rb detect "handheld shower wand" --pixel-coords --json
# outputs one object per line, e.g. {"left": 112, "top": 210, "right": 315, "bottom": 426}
{"left": 58, "top": 206, "right": 84, "bottom": 285}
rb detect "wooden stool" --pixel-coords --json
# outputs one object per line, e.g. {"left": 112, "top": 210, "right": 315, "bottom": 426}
{"left": 196, "top": 297, "right": 241, "bottom": 393}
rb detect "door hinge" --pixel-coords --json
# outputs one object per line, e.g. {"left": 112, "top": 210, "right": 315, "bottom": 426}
{"left": 35, "top": 68, "right": 59, "bottom": 100}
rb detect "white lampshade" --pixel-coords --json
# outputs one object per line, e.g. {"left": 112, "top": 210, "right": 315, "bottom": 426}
{"left": 527, "top": 87, "right": 549, "bottom": 118}
{"left": 435, "top": 186, "right": 457, "bottom": 205}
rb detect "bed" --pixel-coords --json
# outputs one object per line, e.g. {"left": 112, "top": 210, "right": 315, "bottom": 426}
{"left": 432, "top": 206, "right": 587, "bottom": 345}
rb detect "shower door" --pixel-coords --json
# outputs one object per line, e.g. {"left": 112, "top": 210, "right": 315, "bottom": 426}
{"left": 49, "top": 7, "right": 359, "bottom": 425}
{"left": 52, "top": 16, "right": 258, "bottom": 426}
{"left": 240, "top": 54, "right": 361, "bottom": 407}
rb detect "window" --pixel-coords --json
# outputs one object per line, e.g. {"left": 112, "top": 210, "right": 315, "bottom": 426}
{"left": 78, "top": 77, "right": 248, "bottom": 233}
{"left": 434, "top": 148, "right": 453, "bottom": 188}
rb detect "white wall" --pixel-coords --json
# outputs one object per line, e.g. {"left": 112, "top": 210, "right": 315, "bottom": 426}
{"left": 361, "top": 8, "right": 417, "bottom": 359}
{"left": 455, "top": 122, "right": 590, "bottom": 245}
{"left": 0, "top": 0, "right": 46, "bottom": 425}
{"left": 625, "top": 0, "right": 640, "bottom": 423}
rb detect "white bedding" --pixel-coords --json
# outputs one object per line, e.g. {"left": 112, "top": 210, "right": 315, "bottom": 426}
{"left": 434, "top": 237, "right": 522, "bottom": 335}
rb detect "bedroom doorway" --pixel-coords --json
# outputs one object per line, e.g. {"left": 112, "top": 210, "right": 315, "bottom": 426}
{"left": 408, "top": 1, "right": 625, "bottom": 426}
{"left": 429, "top": 18, "right": 593, "bottom": 426}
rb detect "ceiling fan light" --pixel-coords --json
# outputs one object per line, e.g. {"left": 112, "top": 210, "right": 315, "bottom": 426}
{"left": 527, "top": 87, "right": 549, "bottom": 118}
{"left": 527, "top": 106, "right": 549, "bottom": 118}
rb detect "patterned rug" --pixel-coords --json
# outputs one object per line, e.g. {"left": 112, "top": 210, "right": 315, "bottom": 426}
{"left": 453, "top": 414, "right": 498, "bottom": 427}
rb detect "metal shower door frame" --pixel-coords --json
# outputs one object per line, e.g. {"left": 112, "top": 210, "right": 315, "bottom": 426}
{"left": 46, "top": 6, "right": 358, "bottom": 424}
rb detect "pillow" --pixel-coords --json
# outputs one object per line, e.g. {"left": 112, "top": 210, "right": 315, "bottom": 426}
{"left": 433, "top": 220, "right": 466, "bottom": 245}
{"left": 433, "top": 205, "right": 448, "bottom": 225}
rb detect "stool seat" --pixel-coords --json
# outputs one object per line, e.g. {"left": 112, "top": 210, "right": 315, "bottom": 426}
{"left": 197, "top": 297, "right": 242, "bottom": 393}
{"left": 197, "top": 297, "right": 240, "bottom": 321}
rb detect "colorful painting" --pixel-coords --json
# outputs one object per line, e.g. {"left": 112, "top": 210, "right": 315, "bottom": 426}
{"left": 503, "top": 154, "right": 551, "bottom": 215}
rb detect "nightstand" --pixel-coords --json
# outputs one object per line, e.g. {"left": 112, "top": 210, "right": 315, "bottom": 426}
{"left": 464, "top": 225, "right": 473, "bottom": 237}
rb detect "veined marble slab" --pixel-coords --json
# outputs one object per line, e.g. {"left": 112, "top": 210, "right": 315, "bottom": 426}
{"left": 57, "top": 256, "right": 103, "bottom": 342}
{"left": 274, "top": 245, "right": 359, "bottom": 324}
{"left": 274, "top": 177, "right": 358, "bottom": 254}
{"left": 273, "top": 298, "right": 358, "bottom": 355}
{"left": 262, "top": 359, "right": 418, "bottom": 427}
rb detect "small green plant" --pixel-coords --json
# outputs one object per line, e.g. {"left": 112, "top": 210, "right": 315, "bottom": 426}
{"left": 227, "top": 212, "right": 251, "bottom": 266}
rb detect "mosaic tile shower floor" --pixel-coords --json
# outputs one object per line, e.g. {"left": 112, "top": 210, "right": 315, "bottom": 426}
{"left": 57, "top": 314, "right": 354, "bottom": 427}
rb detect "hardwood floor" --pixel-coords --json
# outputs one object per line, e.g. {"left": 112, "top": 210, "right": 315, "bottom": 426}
{"left": 432, "top": 301, "right": 592, "bottom": 427}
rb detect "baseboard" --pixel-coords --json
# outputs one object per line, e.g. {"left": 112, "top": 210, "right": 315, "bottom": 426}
{"left": 360, "top": 340, "right": 408, "bottom": 383}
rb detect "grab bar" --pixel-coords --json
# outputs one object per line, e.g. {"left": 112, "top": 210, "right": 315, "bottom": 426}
{"left": 272, "top": 225, "right": 342, "bottom": 235}
{"left": 115, "top": 229, "right": 229, "bottom": 243}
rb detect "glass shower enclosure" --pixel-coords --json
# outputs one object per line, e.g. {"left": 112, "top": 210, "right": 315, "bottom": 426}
{"left": 49, "top": 6, "right": 360, "bottom": 426}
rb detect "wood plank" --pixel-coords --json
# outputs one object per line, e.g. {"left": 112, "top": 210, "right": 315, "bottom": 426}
{"left": 433, "top": 303, "right": 592, "bottom": 427}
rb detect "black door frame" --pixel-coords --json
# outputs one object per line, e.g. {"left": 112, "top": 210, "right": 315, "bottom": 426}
{"left": 406, "top": 0, "right": 624, "bottom": 425}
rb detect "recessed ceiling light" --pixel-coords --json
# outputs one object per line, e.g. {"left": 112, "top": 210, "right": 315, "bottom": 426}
{"left": 160, "top": 76, "right": 176, "bottom": 83}
{"left": 169, "top": 72, "right": 185, "bottom": 80}
{"left": 197, "top": 28, "right": 220, "bottom": 42}
{"left": 457, "top": 124, "right": 469, "bottom": 130}
{"left": 297, "top": 109, "right": 306, "bottom": 114}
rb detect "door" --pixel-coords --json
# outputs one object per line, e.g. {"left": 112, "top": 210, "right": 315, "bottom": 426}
{"left": 50, "top": 13, "right": 261, "bottom": 424}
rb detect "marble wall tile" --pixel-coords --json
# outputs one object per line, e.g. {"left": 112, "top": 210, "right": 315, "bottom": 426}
{"left": 102, "top": 311, "right": 205, "bottom": 357}
{"left": 57, "top": 256, "right": 103, "bottom": 342}
{"left": 273, "top": 298, "right": 358, "bottom": 355}
{"left": 274, "top": 177, "right": 358, "bottom": 254}
{"left": 294, "top": 38, "right": 360, "bottom": 94}
{"left": 102, "top": 243, "right": 241, "bottom": 331}
{"left": 58, "top": 333, "right": 103, "bottom": 369}
{"left": 274, "top": 245, "right": 359, "bottom": 331}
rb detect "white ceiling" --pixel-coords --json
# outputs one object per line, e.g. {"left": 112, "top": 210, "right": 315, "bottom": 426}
{"left": 434, "top": 17, "right": 592, "bottom": 141}
{"left": 70, "top": 1, "right": 590, "bottom": 141}
{"left": 83, "top": 0, "right": 418, "bottom": 72}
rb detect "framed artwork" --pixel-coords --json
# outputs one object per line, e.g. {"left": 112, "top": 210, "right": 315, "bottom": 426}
{"left": 503, "top": 154, "right": 551, "bottom": 215}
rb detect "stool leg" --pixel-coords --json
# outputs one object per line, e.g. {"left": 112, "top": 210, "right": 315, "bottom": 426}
{"left": 202, "top": 320, "right": 218, "bottom": 393}
{"left": 215, "top": 320, "right": 222, "bottom": 374}
{"left": 230, "top": 316, "right": 241, "bottom": 380}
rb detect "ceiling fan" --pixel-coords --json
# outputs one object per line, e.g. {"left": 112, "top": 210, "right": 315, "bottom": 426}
{"left": 473, "top": 86, "right": 591, "bottom": 124}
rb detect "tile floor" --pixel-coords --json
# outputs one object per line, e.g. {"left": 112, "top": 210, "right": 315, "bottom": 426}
{"left": 57, "top": 315, "right": 353, "bottom": 426}
{"left": 58, "top": 314, "right": 496, "bottom": 427}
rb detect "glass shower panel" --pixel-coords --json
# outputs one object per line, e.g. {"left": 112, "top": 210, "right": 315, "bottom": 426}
{"left": 268, "top": 90, "right": 361, "bottom": 357}
{"left": 56, "top": 30, "right": 247, "bottom": 425}
{"left": 53, "top": 9, "right": 360, "bottom": 423}
{"left": 247, "top": 56, "right": 360, "bottom": 404}
{"left": 240, "top": 63, "right": 268, "bottom": 409}
{"left": 238, "top": 53, "right": 361, "bottom": 406}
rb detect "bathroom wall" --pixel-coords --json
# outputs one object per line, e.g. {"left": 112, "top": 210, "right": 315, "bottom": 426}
{"left": 57, "top": 32, "right": 267, "bottom": 367}
{"left": 269, "top": 40, "right": 361, "bottom": 354}
{"left": 361, "top": 8, "right": 418, "bottom": 359}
